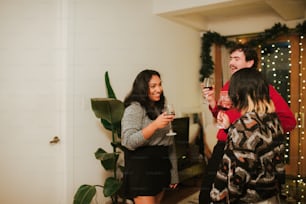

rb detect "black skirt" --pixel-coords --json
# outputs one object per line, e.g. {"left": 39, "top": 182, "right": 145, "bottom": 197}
{"left": 122, "top": 145, "right": 171, "bottom": 199}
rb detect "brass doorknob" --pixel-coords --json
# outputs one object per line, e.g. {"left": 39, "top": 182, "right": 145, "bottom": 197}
{"left": 49, "top": 136, "right": 60, "bottom": 144}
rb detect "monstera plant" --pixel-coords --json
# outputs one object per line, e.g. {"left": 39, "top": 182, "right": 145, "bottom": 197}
{"left": 73, "top": 72, "right": 125, "bottom": 204}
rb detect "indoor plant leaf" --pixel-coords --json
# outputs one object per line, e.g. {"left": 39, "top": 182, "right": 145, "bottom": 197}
{"left": 73, "top": 184, "right": 96, "bottom": 204}
{"left": 74, "top": 72, "right": 124, "bottom": 204}
{"left": 100, "top": 118, "right": 112, "bottom": 131}
{"left": 105, "top": 71, "right": 117, "bottom": 99}
{"left": 100, "top": 118, "right": 122, "bottom": 138}
{"left": 95, "top": 148, "right": 119, "bottom": 170}
{"left": 101, "top": 71, "right": 119, "bottom": 131}
{"left": 103, "top": 177, "right": 122, "bottom": 197}
{"left": 91, "top": 98, "right": 124, "bottom": 124}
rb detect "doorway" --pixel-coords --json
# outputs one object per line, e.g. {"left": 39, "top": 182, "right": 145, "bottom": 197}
{"left": 259, "top": 35, "right": 305, "bottom": 202}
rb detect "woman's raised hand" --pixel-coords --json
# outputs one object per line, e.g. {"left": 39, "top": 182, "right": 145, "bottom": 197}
{"left": 153, "top": 112, "right": 175, "bottom": 129}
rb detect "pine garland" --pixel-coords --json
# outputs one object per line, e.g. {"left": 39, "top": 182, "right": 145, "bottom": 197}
{"left": 200, "top": 20, "right": 306, "bottom": 81}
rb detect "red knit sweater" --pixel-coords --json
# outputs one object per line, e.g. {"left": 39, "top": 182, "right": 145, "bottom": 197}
{"left": 210, "top": 81, "right": 297, "bottom": 141}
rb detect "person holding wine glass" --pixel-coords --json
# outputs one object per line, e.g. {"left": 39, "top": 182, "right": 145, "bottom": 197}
{"left": 199, "top": 43, "right": 296, "bottom": 204}
{"left": 211, "top": 68, "right": 285, "bottom": 203}
{"left": 121, "top": 69, "right": 178, "bottom": 204}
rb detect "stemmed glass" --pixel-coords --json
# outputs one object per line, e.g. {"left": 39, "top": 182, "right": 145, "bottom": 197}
{"left": 216, "top": 112, "right": 226, "bottom": 129}
{"left": 216, "top": 91, "right": 231, "bottom": 129}
{"left": 202, "top": 77, "right": 214, "bottom": 103}
{"left": 164, "top": 104, "right": 177, "bottom": 136}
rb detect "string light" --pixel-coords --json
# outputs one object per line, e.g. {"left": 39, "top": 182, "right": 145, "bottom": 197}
{"left": 260, "top": 35, "right": 305, "bottom": 202}
{"left": 286, "top": 35, "right": 306, "bottom": 203}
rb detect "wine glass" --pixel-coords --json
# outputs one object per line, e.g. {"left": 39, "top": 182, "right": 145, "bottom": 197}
{"left": 216, "top": 111, "right": 226, "bottom": 129}
{"left": 202, "top": 77, "right": 214, "bottom": 103}
{"left": 164, "top": 104, "right": 177, "bottom": 136}
{"left": 217, "top": 91, "right": 231, "bottom": 111}
{"left": 216, "top": 91, "right": 231, "bottom": 129}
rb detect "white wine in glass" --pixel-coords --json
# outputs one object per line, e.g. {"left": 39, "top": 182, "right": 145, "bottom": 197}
{"left": 165, "top": 104, "right": 177, "bottom": 136}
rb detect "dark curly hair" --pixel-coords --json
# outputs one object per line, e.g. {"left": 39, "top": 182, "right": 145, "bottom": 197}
{"left": 229, "top": 43, "right": 258, "bottom": 69}
{"left": 123, "top": 69, "right": 165, "bottom": 120}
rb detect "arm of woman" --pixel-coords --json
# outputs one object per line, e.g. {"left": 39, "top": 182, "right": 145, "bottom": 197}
{"left": 169, "top": 143, "right": 179, "bottom": 186}
{"left": 121, "top": 103, "right": 174, "bottom": 150}
{"left": 121, "top": 103, "right": 149, "bottom": 150}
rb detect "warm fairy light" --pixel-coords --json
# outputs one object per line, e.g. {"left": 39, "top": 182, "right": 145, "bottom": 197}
{"left": 295, "top": 35, "right": 306, "bottom": 202}
{"left": 259, "top": 35, "right": 306, "bottom": 202}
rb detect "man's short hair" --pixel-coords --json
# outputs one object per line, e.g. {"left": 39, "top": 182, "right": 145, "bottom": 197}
{"left": 229, "top": 43, "right": 258, "bottom": 69}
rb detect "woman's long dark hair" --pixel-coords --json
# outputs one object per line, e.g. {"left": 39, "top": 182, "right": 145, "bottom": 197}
{"left": 124, "top": 69, "right": 165, "bottom": 120}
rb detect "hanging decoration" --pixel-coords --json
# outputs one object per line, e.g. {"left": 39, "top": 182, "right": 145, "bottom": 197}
{"left": 200, "top": 20, "right": 306, "bottom": 81}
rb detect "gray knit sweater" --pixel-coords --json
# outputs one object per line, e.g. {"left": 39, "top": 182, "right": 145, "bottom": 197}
{"left": 121, "top": 102, "right": 179, "bottom": 184}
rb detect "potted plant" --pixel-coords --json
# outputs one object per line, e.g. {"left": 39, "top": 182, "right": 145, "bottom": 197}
{"left": 73, "top": 72, "right": 125, "bottom": 204}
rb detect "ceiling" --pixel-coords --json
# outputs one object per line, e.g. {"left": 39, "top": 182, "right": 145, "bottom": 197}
{"left": 157, "top": 0, "right": 306, "bottom": 32}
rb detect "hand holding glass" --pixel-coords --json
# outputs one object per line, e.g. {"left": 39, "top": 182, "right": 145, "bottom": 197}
{"left": 216, "top": 111, "right": 227, "bottom": 129}
{"left": 216, "top": 111, "right": 230, "bottom": 129}
{"left": 164, "top": 104, "right": 177, "bottom": 136}
{"left": 202, "top": 77, "right": 214, "bottom": 103}
{"left": 216, "top": 91, "right": 231, "bottom": 129}
{"left": 217, "top": 91, "right": 232, "bottom": 111}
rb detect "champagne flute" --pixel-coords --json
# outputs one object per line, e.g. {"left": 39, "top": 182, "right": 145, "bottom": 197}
{"left": 202, "top": 77, "right": 214, "bottom": 103}
{"left": 164, "top": 104, "right": 177, "bottom": 136}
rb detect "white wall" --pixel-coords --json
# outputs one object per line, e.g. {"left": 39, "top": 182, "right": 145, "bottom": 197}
{"left": 69, "top": 0, "right": 201, "bottom": 203}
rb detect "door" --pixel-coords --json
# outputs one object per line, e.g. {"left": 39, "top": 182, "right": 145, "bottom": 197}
{"left": 0, "top": 1, "right": 67, "bottom": 204}
{"left": 259, "top": 34, "right": 306, "bottom": 203}
{"left": 259, "top": 35, "right": 304, "bottom": 177}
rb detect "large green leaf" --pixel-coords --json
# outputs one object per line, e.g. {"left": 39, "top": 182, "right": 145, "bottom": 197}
{"left": 105, "top": 71, "right": 117, "bottom": 99}
{"left": 73, "top": 185, "right": 96, "bottom": 204}
{"left": 91, "top": 98, "right": 124, "bottom": 124}
{"left": 100, "top": 118, "right": 122, "bottom": 138}
{"left": 95, "top": 148, "right": 119, "bottom": 170}
{"left": 103, "top": 177, "right": 122, "bottom": 197}
{"left": 100, "top": 118, "right": 112, "bottom": 131}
